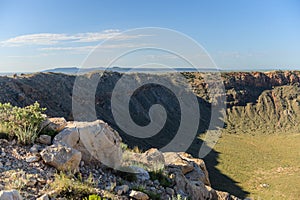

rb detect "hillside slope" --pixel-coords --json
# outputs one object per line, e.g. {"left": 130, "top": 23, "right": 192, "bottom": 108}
{"left": 0, "top": 71, "right": 299, "bottom": 139}
{"left": 226, "top": 85, "right": 300, "bottom": 134}
{"left": 186, "top": 71, "right": 300, "bottom": 134}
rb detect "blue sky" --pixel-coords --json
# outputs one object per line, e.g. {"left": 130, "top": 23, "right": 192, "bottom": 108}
{"left": 0, "top": 0, "right": 300, "bottom": 72}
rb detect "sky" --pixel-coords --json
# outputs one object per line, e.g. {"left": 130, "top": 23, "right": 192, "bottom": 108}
{"left": 0, "top": 0, "right": 300, "bottom": 72}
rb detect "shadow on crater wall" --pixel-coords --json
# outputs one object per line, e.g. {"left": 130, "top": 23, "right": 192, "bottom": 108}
{"left": 91, "top": 72, "right": 250, "bottom": 198}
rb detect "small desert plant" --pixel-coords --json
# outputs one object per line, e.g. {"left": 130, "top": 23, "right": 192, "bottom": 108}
{"left": 0, "top": 102, "right": 46, "bottom": 144}
{"left": 169, "top": 194, "right": 188, "bottom": 200}
{"left": 14, "top": 124, "right": 39, "bottom": 145}
{"left": 132, "top": 146, "right": 143, "bottom": 153}
{"left": 121, "top": 143, "right": 143, "bottom": 153}
{"left": 83, "top": 194, "right": 102, "bottom": 200}
{"left": 50, "top": 172, "right": 97, "bottom": 199}
{"left": 132, "top": 184, "right": 147, "bottom": 193}
{"left": 149, "top": 169, "right": 172, "bottom": 188}
{"left": 132, "top": 184, "right": 160, "bottom": 200}
{"left": 120, "top": 142, "right": 129, "bottom": 151}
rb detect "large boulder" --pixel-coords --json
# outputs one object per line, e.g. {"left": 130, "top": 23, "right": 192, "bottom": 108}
{"left": 40, "top": 143, "right": 82, "bottom": 171}
{"left": 0, "top": 190, "right": 23, "bottom": 200}
{"left": 54, "top": 120, "right": 122, "bottom": 168}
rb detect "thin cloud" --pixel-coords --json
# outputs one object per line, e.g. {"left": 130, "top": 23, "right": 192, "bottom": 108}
{"left": 1, "top": 33, "right": 77, "bottom": 47}
{"left": 39, "top": 43, "right": 153, "bottom": 52}
{"left": 39, "top": 45, "right": 96, "bottom": 52}
{"left": 0, "top": 29, "right": 150, "bottom": 47}
{"left": 7, "top": 53, "right": 56, "bottom": 58}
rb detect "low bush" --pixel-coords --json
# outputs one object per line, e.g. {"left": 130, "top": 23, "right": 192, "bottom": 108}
{"left": 50, "top": 172, "right": 97, "bottom": 199}
{"left": 83, "top": 194, "right": 102, "bottom": 200}
{"left": 0, "top": 102, "right": 46, "bottom": 144}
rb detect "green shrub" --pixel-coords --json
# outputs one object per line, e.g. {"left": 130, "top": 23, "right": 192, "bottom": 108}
{"left": 83, "top": 194, "right": 102, "bottom": 200}
{"left": 0, "top": 102, "right": 46, "bottom": 144}
{"left": 121, "top": 143, "right": 143, "bottom": 153}
{"left": 132, "top": 184, "right": 160, "bottom": 200}
{"left": 50, "top": 172, "right": 97, "bottom": 199}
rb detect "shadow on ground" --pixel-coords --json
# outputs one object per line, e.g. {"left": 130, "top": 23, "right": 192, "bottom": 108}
{"left": 188, "top": 139, "right": 249, "bottom": 198}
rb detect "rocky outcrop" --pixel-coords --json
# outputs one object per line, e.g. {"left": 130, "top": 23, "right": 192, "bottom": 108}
{"left": 0, "top": 131, "right": 243, "bottom": 200}
{"left": 163, "top": 152, "right": 215, "bottom": 200}
{"left": 185, "top": 70, "right": 300, "bottom": 107}
{"left": 53, "top": 120, "right": 123, "bottom": 168}
{"left": 164, "top": 152, "right": 210, "bottom": 186}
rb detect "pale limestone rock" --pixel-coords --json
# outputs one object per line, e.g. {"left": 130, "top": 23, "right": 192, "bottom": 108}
{"left": 129, "top": 190, "right": 149, "bottom": 200}
{"left": 54, "top": 120, "right": 122, "bottom": 168}
{"left": 40, "top": 143, "right": 81, "bottom": 171}
{"left": 53, "top": 127, "right": 79, "bottom": 147}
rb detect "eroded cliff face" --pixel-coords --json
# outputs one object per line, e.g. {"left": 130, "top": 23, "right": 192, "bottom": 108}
{"left": 184, "top": 70, "right": 300, "bottom": 107}
{"left": 185, "top": 71, "right": 300, "bottom": 134}
{"left": 0, "top": 70, "right": 299, "bottom": 140}
{"left": 224, "top": 71, "right": 300, "bottom": 106}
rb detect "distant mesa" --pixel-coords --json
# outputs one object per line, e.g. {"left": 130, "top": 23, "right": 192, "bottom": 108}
{"left": 42, "top": 66, "right": 218, "bottom": 75}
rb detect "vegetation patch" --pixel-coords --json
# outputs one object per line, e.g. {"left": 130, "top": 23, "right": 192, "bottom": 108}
{"left": 132, "top": 184, "right": 160, "bottom": 200}
{"left": 209, "top": 133, "right": 300, "bottom": 199}
{"left": 83, "top": 194, "right": 102, "bottom": 200}
{"left": 0, "top": 102, "right": 46, "bottom": 145}
{"left": 149, "top": 169, "right": 172, "bottom": 188}
{"left": 50, "top": 172, "right": 98, "bottom": 200}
